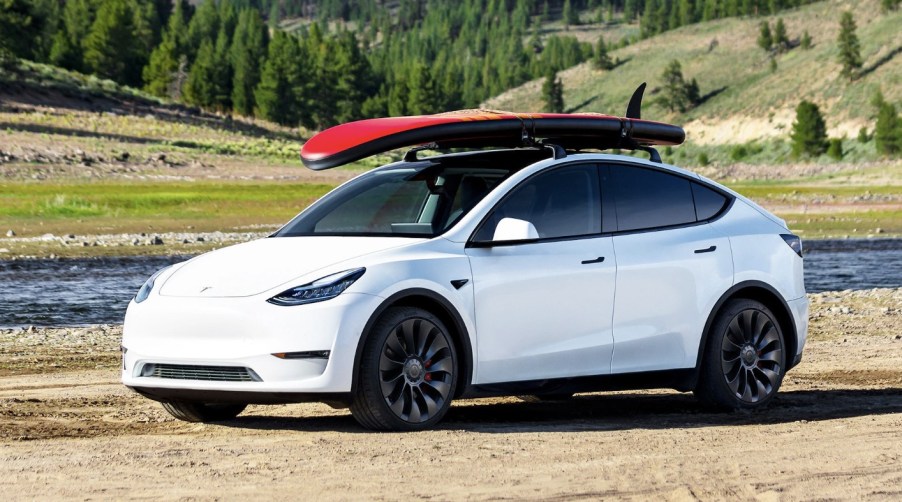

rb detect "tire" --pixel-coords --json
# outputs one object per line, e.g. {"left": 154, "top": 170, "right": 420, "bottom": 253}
{"left": 350, "top": 307, "right": 458, "bottom": 431}
{"left": 161, "top": 401, "right": 247, "bottom": 423}
{"left": 694, "top": 299, "right": 786, "bottom": 410}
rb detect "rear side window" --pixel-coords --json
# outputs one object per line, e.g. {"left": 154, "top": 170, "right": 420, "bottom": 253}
{"left": 611, "top": 166, "right": 696, "bottom": 232}
{"left": 691, "top": 182, "right": 729, "bottom": 221}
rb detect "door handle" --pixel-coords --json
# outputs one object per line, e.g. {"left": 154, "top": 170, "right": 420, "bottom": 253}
{"left": 694, "top": 245, "right": 717, "bottom": 254}
{"left": 581, "top": 256, "right": 605, "bottom": 264}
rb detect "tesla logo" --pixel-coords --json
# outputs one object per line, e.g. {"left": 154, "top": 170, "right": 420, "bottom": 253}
{"left": 200, "top": 286, "right": 213, "bottom": 293}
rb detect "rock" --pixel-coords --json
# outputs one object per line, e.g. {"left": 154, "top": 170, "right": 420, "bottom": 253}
{"left": 40, "top": 233, "right": 55, "bottom": 240}
{"left": 151, "top": 236, "right": 164, "bottom": 245}
{"left": 0, "top": 248, "right": 9, "bottom": 253}
{"left": 66, "top": 234, "right": 76, "bottom": 239}
{"left": 5, "top": 230, "right": 14, "bottom": 237}
{"left": 182, "top": 239, "right": 191, "bottom": 244}
{"left": 131, "top": 238, "right": 140, "bottom": 245}
{"left": 875, "top": 228, "right": 884, "bottom": 234}
{"left": 196, "top": 236, "right": 205, "bottom": 242}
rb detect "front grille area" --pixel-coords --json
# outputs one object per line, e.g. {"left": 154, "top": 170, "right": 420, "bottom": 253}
{"left": 141, "top": 363, "right": 261, "bottom": 382}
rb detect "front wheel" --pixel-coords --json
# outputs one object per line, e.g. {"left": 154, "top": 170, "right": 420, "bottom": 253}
{"left": 694, "top": 299, "right": 786, "bottom": 410}
{"left": 350, "top": 307, "right": 458, "bottom": 431}
{"left": 161, "top": 401, "right": 247, "bottom": 422}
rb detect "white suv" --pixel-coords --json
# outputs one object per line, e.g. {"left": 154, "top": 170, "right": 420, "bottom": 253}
{"left": 123, "top": 147, "right": 808, "bottom": 430}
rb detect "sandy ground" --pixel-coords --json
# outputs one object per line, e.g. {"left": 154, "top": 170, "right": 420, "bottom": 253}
{"left": 1, "top": 289, "right": 900, "bottom": 500}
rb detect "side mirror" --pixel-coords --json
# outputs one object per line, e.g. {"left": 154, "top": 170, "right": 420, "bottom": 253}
{"left": 492, "top": 217, "right": 539, "bottom": 242}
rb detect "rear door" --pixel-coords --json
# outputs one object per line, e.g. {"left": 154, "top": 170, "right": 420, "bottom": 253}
{"left": 466, "top": 163, "right": 616, "bottom": 384}
{"left": 606, "top": 164, "right": 734, "bottom": 373}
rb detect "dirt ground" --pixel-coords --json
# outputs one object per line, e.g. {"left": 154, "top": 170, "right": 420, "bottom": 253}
{"left": 1, "top": 289, "right": 900, "bottom": 500}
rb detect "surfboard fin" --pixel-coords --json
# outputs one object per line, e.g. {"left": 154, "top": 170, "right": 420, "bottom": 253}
{"left": 626, "top": 82, "right": 646, "bottom": 119}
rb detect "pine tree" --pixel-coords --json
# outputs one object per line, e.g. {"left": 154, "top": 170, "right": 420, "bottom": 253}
{"left": 84, "top": 0, "right": 141, "bottom": 86}
{"left": 773, "top": 18, "right": 789, "bottom": 51}
{"left": 332, "top": 30, "right": 376, "bottom": 123}
{"left": 881, "top": 0, "right": 901, "bottom": 12}
{"left": 624, "top": 0, "right": 638, "bottom": 21}
{"left": 231, "top": 8, "right": 268, "bottom": 116}
{"left": 757, "top": 21, "right": 773, "bottom": 51}
{"left": 142, "top": 0, "right": 190, "bottom": 98}
{"left": 677, "top": 0, "right": 694, "bottom": 27}
{"left": 826, "top": 138, "right": 843, "bottom": 160}
{"left": 642, "top": 0, "right": 660, "bottom": 38}
{"left": 593, "top": 36, "right": 613, "bottom": 70}
{"left": 187, "top": 0, "right": 219, "bottom": 60}
{"left": 563, "top": 0, "right": 579, "bottom": 29}
{"left": 49, "top": 0, "right": 92, "bottom": 71}
{"left": 254, "top": 31, "right": 306, "bottom": 126}
{"left": 801, "top": 30, "right": 812, "bottom": 50}
{"left": 874, "top": 103, "right": 901, "bottom": 156}
{"left": 790, "top": 100, "right": 828, "bottom": 157}
{"left": 0, "top": 0, "right": 44, "bottom": 59}
{"left": 659, "top": 60, "right": 691, "bottom": 112}
{"left": 542, "top": 69, "right": 564, "bottom": 113}
{"left": 184, "top": 40, "right": 218, "bottom": 108}
{"left": 837, "top": 12, "right": 862, "bottom": 81}
{"left": 407, "top": 62, "right": 443, "bottom": 115}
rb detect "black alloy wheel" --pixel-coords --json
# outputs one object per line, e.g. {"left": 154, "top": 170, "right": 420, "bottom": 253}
{"left": 351, "top": 307, "right": 458, "bottom": 430}
{"left": 695, "top": 299, "right": 786, "bottom": 410}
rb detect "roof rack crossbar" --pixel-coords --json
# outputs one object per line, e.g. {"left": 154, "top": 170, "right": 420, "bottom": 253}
{"left": 403, "top": 142, "right": 440, "bottom": 162}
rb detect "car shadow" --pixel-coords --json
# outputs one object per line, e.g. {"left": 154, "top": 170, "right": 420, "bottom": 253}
{"left": 217, "top": 387, "right": 902, "bottom": 434}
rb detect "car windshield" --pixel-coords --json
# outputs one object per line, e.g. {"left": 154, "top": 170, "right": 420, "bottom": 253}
{"left": 275, "top": 163, "right": 512, "bottom": 238}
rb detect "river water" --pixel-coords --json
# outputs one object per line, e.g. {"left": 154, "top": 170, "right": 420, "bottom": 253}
{"left": 0, "top": 239, "right": 900, "bottom": 328}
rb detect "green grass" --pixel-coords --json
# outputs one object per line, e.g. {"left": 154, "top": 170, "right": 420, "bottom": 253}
{"left": 0, "top": 181, "right": 335, "bottom": 236}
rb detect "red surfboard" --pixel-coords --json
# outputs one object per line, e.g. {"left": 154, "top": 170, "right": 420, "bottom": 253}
{"left": 300, "top": 86, "right": 685, "bottom": 170}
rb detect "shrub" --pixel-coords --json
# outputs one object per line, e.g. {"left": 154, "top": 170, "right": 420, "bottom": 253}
{"left": 827, "top": 139, "right": 844, "bottom": 160}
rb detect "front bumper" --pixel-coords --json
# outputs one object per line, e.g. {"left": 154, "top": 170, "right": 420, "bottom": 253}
{"left": 121, "top": 291, "right": 384, "bottom": 397}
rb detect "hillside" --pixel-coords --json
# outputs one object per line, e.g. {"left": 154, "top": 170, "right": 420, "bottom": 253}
{"left": 484, "top": 0, "right": 902, "bottom": 145}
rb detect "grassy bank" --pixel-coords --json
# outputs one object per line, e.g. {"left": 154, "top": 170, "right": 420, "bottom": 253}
{"left": 0, "top": 181, "right": 334, "bottom": 238}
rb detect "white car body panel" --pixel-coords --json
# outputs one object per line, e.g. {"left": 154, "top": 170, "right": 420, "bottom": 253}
{"left": 611, "top": 223, "right": 733, "bottom": 373}
{"left": 159, "top": 236, "right": 411, "bottom": 297}
{"left": 466, "top": 236, "right": 616, "bottom": 383}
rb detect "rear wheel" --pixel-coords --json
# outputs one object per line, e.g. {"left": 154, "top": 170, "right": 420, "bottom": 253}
{"left": 695, "top": 299, "right": 786, "bottom": 410}
{"left": 350, "top": 307, "right": 457, "bottom": 431}
{"left": 161, "top": 401, "right": 247, "bottom": 422}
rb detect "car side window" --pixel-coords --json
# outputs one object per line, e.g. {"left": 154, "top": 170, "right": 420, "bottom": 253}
{"left": 473, "top": 164, "right": 601, "bottom": 242}
{"left": 610, "top": 165, "right": 696, "bottom": 232}
{"left": 691, "top": 181, "right": 729, "bottom": 221}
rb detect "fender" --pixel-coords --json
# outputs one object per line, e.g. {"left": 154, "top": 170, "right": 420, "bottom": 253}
{"left": 351, "top": 288, "right": 475, "bottom": 397}
{"left": 694, "top": 280, "right": 799, "bottom": 379}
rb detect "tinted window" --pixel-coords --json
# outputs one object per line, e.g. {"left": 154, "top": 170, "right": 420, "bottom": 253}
{"left": 611, "top": 166, "right": 696, "bottom": 231}
{"left": 276, "top": 165, "right": 511, "bottom": 237}
{"left": 474, "top": 164, "right": 601, "bottom": 241}
{"left": 691, "top": 182, "right": 728, "bottom": 221}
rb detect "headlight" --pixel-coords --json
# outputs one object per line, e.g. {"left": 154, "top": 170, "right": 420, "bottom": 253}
{"left": 134, "top": 266, "right": 170, "bottom": 303}
{"left": 267, "top": 268, "right": 365, "bottom": 306}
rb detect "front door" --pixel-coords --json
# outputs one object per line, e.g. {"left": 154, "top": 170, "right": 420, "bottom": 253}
{"left": 465, "top": 164, "right": 616, "bottom": 384}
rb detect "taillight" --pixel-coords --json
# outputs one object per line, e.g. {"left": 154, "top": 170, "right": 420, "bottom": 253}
{"left": 780, "top": 234, "right": 803, "bottom": 257}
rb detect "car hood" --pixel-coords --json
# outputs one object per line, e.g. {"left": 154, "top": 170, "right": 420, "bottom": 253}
{"left": 159, "top": 236, "right": 415, "bottom": 298}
